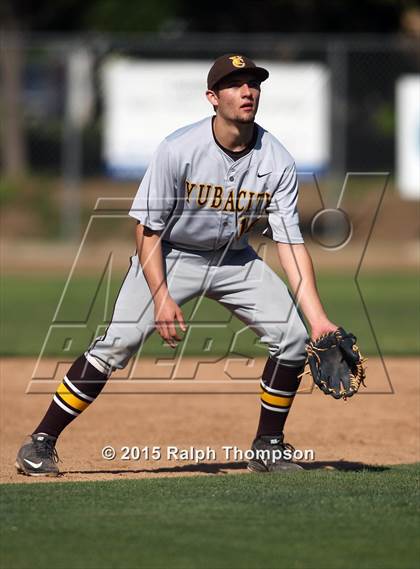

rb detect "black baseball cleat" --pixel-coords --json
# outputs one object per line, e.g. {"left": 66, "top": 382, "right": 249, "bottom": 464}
{"left": 15, "top": 433, "right": 60, "bottom": 477}
{"left": 247, "top": 434, "right": 304, "bottom": 472}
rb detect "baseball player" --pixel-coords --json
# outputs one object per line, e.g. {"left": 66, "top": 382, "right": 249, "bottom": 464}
{"left": 16, "top": 54, "right": 337, "bottom": 476}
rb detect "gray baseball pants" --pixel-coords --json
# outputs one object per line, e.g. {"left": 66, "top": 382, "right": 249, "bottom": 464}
{"left": 87, "top": 242, "right": 308, "bottom": 373}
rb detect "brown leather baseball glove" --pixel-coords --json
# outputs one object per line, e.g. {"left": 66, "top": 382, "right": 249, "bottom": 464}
{"left": 304, "top": 327, "right": 367, "bottom": 399}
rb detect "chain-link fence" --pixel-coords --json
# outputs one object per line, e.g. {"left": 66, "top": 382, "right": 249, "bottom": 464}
{"left": 1, "top": 33, "right": 419, "bottom": 240}
{"left": 2, "top": 34, "right": 419, "bottom": 174}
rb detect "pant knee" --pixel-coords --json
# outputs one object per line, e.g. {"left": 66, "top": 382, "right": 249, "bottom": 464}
{"left": 268, "top": 323, "right": 308, "bottom": 366}
{"left": 88, "top": 324, "right": 152, "bottom": 371}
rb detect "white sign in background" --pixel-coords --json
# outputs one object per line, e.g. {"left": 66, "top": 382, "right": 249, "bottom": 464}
{"left": 101, "top": 58, "right": 331, "bottom": 178}
{"left": 396, "top": 75, "right": 420, "bottom": 200}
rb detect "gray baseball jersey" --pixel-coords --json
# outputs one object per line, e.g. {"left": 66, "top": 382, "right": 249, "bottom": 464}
{"left": 129, "top": 116, "right": 304, "bottom": 250}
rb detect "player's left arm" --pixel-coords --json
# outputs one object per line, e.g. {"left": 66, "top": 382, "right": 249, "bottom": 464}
{"left": 266, "top": 160, "right": 337, "bottom": 339}
{"left": 276, "top": 242, "right": 338, "bottom": 340}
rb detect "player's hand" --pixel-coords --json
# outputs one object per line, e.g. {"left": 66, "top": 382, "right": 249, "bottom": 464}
{"left": 154, "top": 295, "right": 187, "bottom": 348}
{"left": 310, "top": 319, "right": 339, "bottom": 341}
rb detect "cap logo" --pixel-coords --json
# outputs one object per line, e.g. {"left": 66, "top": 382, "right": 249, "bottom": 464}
{"left": 229, "top": 55, "right": 245, "bottom": 68}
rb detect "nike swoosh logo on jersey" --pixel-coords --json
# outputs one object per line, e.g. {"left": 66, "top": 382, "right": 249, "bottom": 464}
{"left": 257, "top": 172, "right": 270, "bottom": 178}
{"left": 24, "top": 458, "right": 43, "bottom": 469}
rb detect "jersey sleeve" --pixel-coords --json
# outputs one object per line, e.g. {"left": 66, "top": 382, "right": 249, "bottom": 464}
{"left": 263, "top": 162, "right": 304, "bottom": 244}
{"left": 129, "top": 139, "right": 176, "bottom": 230}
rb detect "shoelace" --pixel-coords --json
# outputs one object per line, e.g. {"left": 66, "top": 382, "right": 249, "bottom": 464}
{"left": 261, "top": 440, "right": 295, "bottom": 462}
{"left": 33, "top": 437, "right": 60, "bottom": 463}
{"left": 272, "top": 441, "right": 295, "bottom": 455}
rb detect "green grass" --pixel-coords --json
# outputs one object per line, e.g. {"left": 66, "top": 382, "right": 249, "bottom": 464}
{"left": 1, "top": 272, "right": 418, "bottom": 357}
{"left": 1, "top": 465, "right": 419, "bottom": 569}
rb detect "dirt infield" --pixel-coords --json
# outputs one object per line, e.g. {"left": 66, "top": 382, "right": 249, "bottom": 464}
{"left": 1, "top": 357, "right": 419, "bottom": 484}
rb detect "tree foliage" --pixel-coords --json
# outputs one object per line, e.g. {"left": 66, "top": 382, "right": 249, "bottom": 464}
{"left": 0, "top": 0, "right": 411, "bottom": 33}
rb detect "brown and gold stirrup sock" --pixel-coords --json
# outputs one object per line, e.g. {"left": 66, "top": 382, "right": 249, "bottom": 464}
{"left": 33, "top": 355, "right": 109, "bottom": 439}
{"left": 256, "top": 357, "right": 304, "bottom": 438}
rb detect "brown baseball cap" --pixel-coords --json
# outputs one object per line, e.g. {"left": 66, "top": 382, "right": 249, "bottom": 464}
{"left": 207, "top": 54, "right": 269, "bottom": 90}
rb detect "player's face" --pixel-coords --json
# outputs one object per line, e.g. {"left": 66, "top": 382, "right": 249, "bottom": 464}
{"left": 208, "top": 73, "right": 261, "bottom": 124}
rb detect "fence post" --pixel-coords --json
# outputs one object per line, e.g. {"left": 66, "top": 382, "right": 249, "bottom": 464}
{"left": 61, "top": 44, "right": 93, "bottom": 241}
{"left": 327, "top": 39, "right": 348, "bottom": 199}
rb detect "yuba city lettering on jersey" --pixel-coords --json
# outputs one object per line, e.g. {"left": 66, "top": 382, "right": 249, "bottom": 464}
{"left": 129, "top": 117, "right": 304, "bottom": 251}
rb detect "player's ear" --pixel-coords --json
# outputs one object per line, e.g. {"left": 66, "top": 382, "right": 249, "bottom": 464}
{"left": 206, "top": 89, "right": 218, "bottom": 111}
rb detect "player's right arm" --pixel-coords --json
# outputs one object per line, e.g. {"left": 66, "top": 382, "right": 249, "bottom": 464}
{"left": 135, "top": 223, "right": 186, "bottom": 348}
{"left": 130, "top": 140, "right": 186, "bottom": 348}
